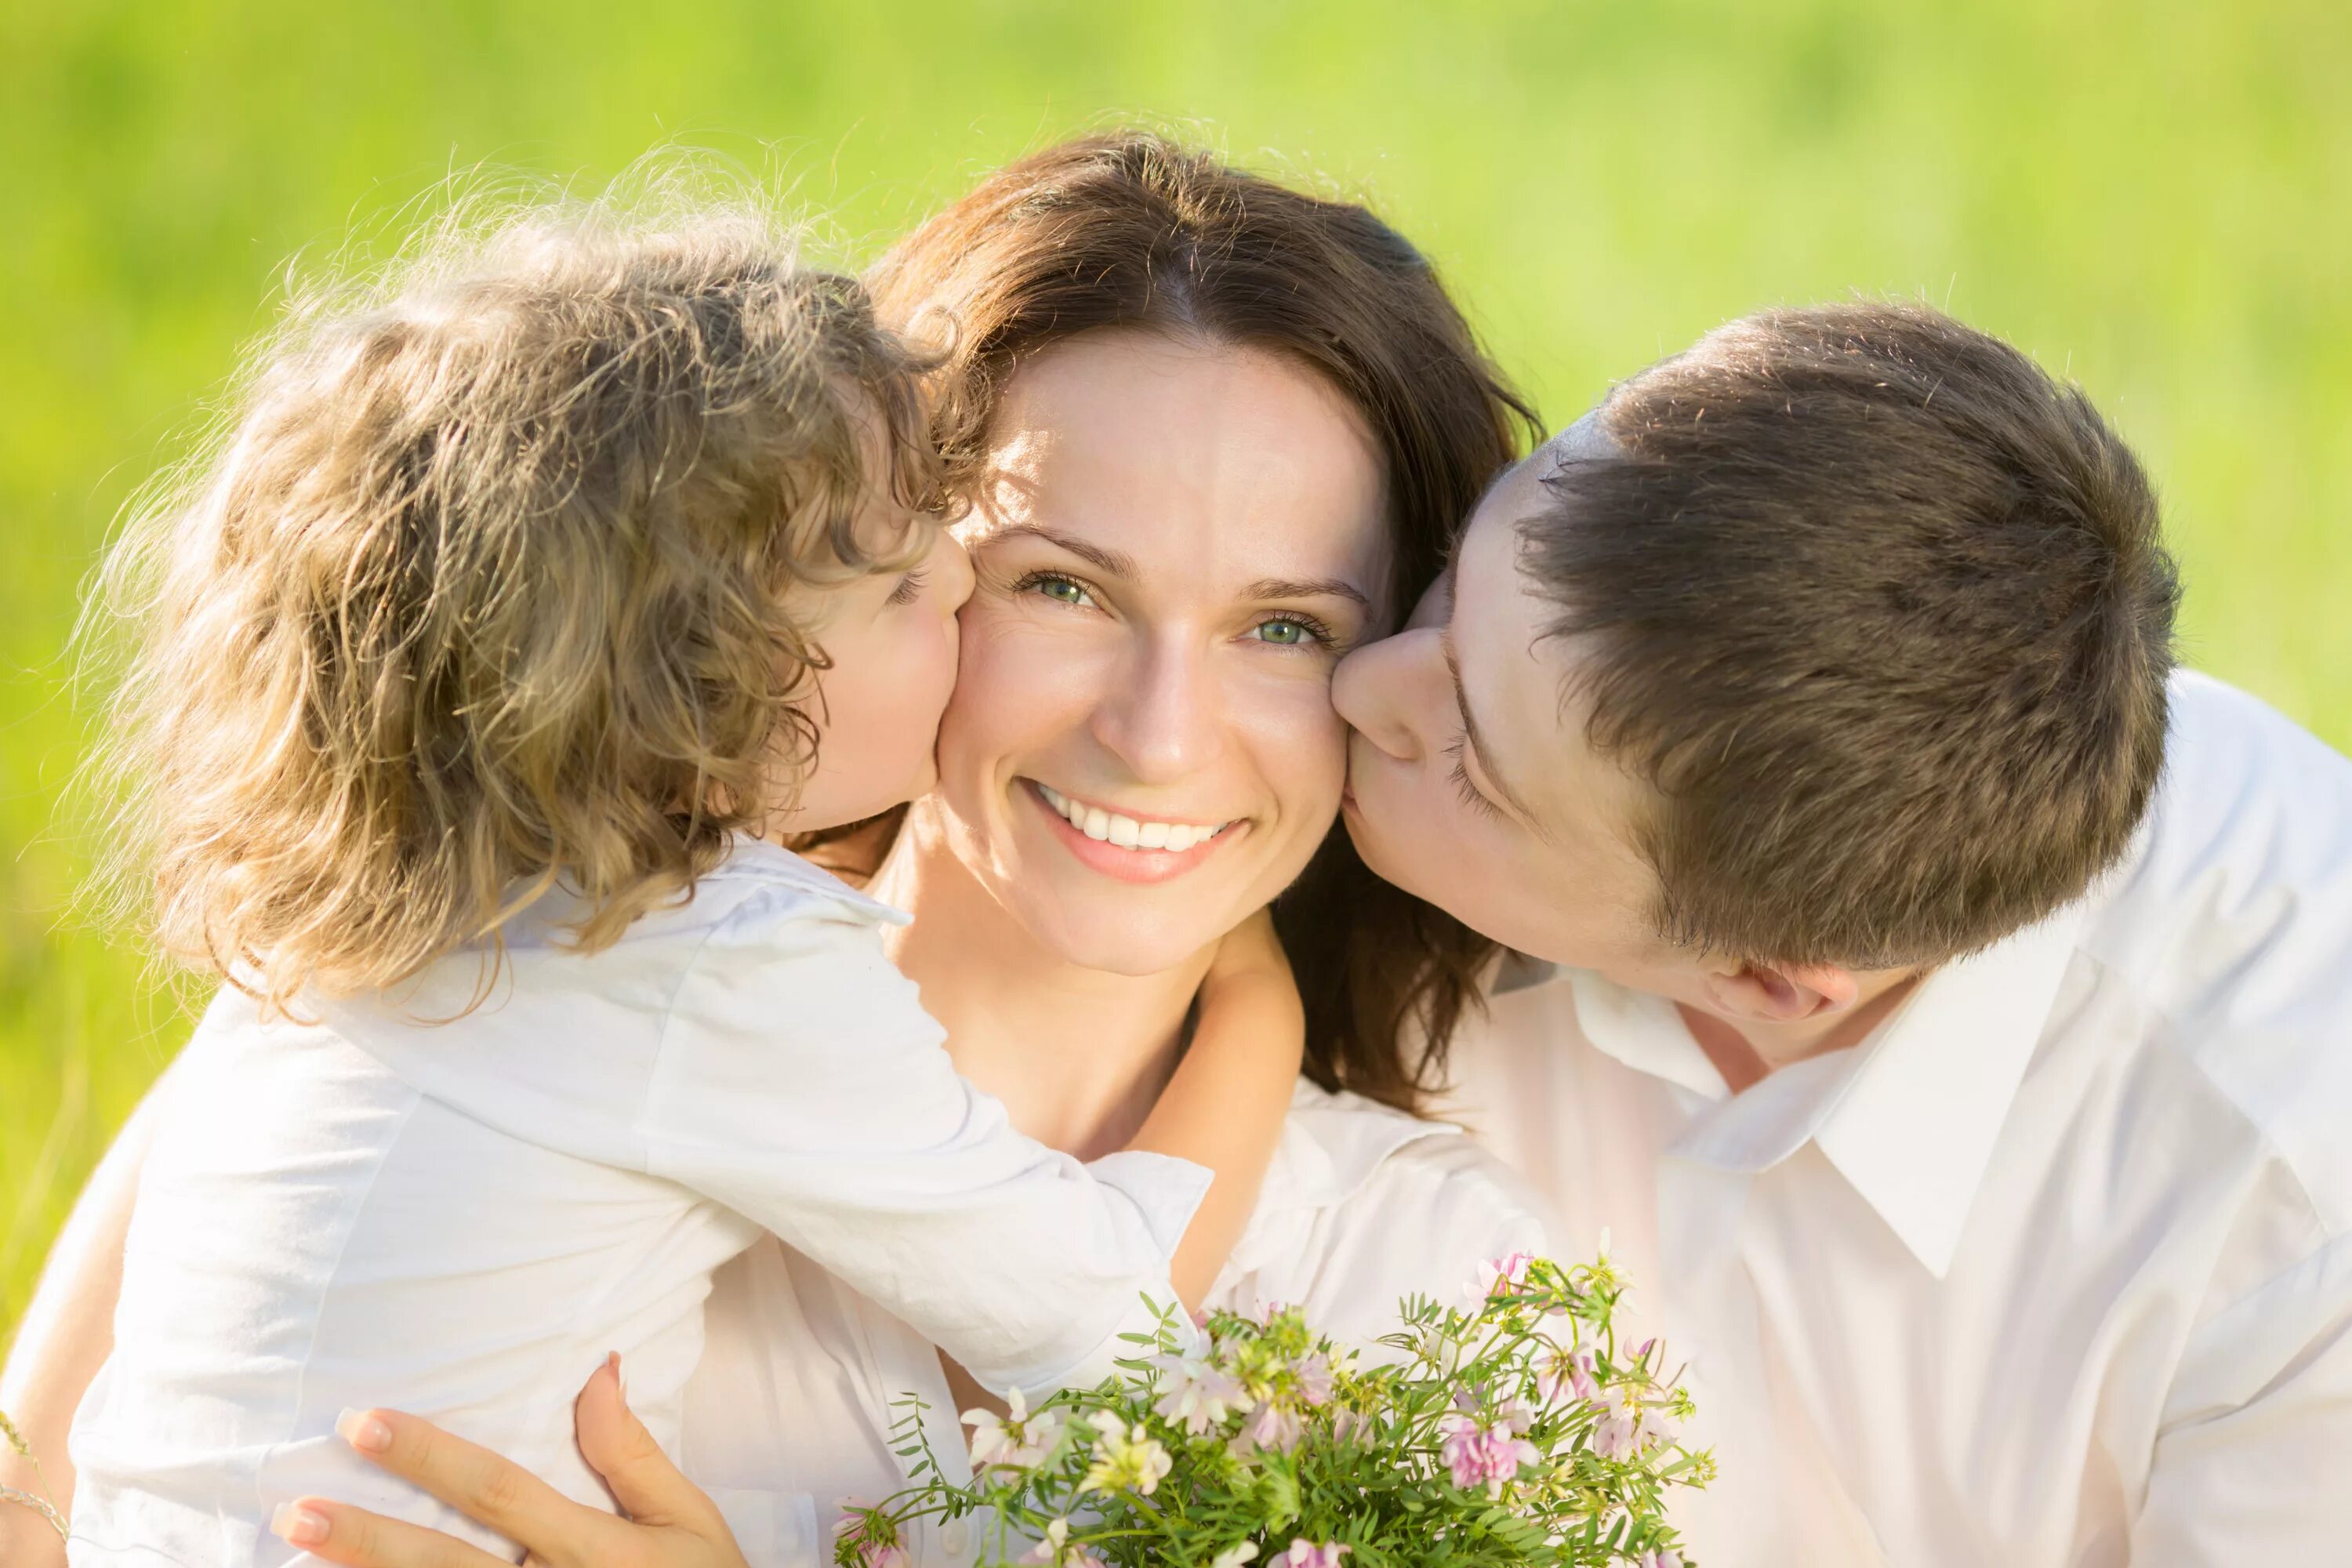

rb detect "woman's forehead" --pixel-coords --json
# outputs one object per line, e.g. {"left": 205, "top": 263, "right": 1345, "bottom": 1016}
{"left": 975, "top": 332, "right": 1392, "bottom": 597}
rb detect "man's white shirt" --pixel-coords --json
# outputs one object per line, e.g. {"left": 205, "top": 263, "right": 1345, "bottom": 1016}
{"left": 1441, "top": 671, "right": 2352, "bottom": 1566}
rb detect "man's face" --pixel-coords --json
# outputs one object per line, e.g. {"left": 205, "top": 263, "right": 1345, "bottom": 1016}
{"left": 1332, "top": 433, "right": 1678, "bottom": 986}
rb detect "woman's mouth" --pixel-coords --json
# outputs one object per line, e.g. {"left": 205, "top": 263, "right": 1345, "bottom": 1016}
{"left": 1024, "top": 779, "right": 1247, "bottom": 884}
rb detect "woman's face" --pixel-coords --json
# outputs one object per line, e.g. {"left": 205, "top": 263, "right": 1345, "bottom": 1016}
{"left": 933, "top": 329, "right": 1392, "bottom": 975}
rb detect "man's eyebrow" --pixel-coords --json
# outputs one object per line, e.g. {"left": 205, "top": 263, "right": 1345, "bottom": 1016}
{"left": 975, "top": 522, "right": 1139, "bottom": 580}
{"left": 1243, "top": 576, "right": 1375, "bottom": 616}
{"left": 1442, "top": 625, "right": 1548, "bottom": 833}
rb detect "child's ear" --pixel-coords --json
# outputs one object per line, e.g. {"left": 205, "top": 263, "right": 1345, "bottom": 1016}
{"left": 1700, "top": 960, "right": 1860, "bottom": 1025}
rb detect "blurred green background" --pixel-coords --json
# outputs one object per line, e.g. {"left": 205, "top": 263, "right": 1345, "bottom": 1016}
{"left": 3, "top": 0, "right": 2347, "bottom": 1333}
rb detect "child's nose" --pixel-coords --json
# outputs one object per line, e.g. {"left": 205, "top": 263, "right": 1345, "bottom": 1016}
{"left": 938, "top": 530, "right": 978, "bottom": 612}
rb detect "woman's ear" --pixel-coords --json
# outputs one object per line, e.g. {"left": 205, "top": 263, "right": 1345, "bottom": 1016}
{"left": 1700, "top": 960, "right": 1860, "bottom": 1025}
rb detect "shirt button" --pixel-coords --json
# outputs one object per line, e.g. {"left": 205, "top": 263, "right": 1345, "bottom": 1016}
{"left": 939, "top": 1518, "right": 972, "bottom": 1558}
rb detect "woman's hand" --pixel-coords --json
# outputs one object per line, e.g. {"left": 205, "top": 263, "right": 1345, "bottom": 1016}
{"left": 273, "top": 1357, "right": 750, "bottom": 1568}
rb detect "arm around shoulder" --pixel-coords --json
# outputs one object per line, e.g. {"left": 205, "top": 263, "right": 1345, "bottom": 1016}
{"left": 640, "top": 895, "right": 1209, "bottom": 1396}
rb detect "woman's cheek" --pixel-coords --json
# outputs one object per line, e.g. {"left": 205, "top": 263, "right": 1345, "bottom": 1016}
{"left": 937, "top": 612, "right": 1109, "bottom": 781}
{"left": 1232, "top": 662, "right": 1352, "bottom": 826}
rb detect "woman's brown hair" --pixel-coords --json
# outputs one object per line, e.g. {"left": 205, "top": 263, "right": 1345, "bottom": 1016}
{"left": 868, "top": 131, "right": 1541, "bottom": 1110}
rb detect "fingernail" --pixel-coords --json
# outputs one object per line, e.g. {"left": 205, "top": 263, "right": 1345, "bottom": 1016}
{"left": 336, "top": 1407, "right": 393, "bottom": 1454}
{"left": 608, "top": 1351, "right": 626, "bottom": 1399}
{"left": 271, "top": 1503, "right": 329, "bottom": 1546}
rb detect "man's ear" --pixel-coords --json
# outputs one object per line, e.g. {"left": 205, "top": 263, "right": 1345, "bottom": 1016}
{"left": 1700, "top": 960, "right": 1860, "bottom": 1025}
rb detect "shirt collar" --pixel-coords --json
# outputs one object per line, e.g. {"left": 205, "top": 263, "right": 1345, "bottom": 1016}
{"left": 1559, "top": 902, "right": 2087, "bottom": 1278}
{"left": 1810, "top": 902, "right": 2087, "bottom": 1276}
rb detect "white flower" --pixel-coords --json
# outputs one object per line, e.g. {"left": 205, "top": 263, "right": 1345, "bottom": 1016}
{"left": 1080, "top": 1410, "right": 1174, "bottom": 1497}
{"left": 1209, "top": 1542, "right": 1261, "bottom": 1568}
{"left": 964, "top": 1387, "right": 1062, "bottom": 1472}
{"left": 1152, "top": 1352, "right": 1244, "bottom": 1436}
{"left": 1589, "top": 1382, "right": 1674, "bottom": 1460}
{"left": 1022, "top": 1518, "right": 1069, "bottom": 1564}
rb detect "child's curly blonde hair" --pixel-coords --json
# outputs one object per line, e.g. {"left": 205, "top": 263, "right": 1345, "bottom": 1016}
{"left": 85, "top": 187, "right": 938, "bottom": 1014}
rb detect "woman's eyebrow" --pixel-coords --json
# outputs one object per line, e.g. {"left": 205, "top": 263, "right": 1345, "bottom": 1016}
{"left": 978, "top": 522, "right": 1139, "bottom": 579}
{"left": 1244, "top": 576, "right": 1374, "bottom": 615}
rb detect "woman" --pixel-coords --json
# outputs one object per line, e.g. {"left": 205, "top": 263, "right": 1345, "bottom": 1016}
{"left": 1, "top": 132, "right": 1548, "bottom": 1566}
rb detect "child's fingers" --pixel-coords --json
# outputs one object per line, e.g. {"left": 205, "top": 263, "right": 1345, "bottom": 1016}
{"left": 331, "top": 1406, "right": 600, "bottom": 1563}
{"left": 573, "top": 1356, "right": 729, "bottom": 1537}
{"left": 270, "top": 1497, "right": 511, "bottom": 1568}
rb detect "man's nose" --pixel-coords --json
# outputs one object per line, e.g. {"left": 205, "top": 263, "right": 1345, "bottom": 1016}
{"left": 1091, "top": 634, "right": 1224, "bottom": 784}
{"left": 1331, "top": 626, "right": 1441, "bottom": 763}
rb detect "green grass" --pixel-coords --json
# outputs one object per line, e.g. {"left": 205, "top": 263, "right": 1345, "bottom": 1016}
{"left": 5, "top": 0, "right": 2349, "bottom": 1335}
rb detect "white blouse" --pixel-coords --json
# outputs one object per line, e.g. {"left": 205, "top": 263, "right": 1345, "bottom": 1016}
{"left": 67, "top": 840, "right": 1206, "bottom": 1567}
{"left": 675, "top": 1080, "right": 1553, "bottom": 1567}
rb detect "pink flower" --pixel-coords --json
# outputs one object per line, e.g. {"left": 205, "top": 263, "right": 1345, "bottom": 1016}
{"left": 1438, "top": 1412, "right": 1541, "bottom": 1497}
{"left": 833, "top": 1501, "right": 909, "bottom": 1568}
{"left": 1638, "top": 1550, "right": 1685, "bottom": 1568}
{"left": 1589, "top": 1385, "right": 1675, "bottom": 1460}
{"left": 1472, "top": 1251, "right": 1537, "bottom": 1301}
{"left": 1291, "top": 1351, "right": 1335, "bottom": 1406}
{"left": 1152, "top": 1352, "right": 1244, "bottom": 1436}
{"left": 1537, "top": 1346, "right": 1601, "bottom": 1406}
{"left": 1276, "top": 1541, "right": 1352, "bottom": 1568}
{"left": 1232, "top": 1397, "right": 1304, "bottom": 1456}
{"left": 964, "top": 1387, "right": 1062, "bottom": 1471}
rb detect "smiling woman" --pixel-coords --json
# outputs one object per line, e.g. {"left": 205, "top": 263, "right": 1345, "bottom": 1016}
{"left": 930, "top": 330, "right": 1389, "bottom": 969}
{"left": 870, "top": 130, "right": 1545, "bottom": 1106}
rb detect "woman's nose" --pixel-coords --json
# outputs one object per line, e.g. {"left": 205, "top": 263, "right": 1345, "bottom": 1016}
{"left": 1331, "top": 626, "right": 1441, "bottom": 763}
{"left": 1090, "top": 635, "right": 1223, "bottom": 785}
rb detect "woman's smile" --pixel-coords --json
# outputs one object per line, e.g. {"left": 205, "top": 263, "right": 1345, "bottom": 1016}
{"left": 1022, "top": 778, "right": 1252, "bottom": 884}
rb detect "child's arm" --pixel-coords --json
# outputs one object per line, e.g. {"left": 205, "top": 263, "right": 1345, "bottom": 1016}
{"left": 1127, "top": 907, "right": 1305, "bottom": 1309}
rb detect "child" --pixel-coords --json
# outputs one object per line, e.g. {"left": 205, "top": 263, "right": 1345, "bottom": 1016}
{"left": 64, "top": 195, "right": 1302, "bottom": 1566}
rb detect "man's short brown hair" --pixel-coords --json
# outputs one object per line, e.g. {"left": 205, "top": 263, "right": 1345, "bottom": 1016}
{"left": 1525, "top": 301, "right": 2180, "bottom": 970}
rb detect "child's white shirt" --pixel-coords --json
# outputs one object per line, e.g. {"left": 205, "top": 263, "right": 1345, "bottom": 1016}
{"left": 67, "top": 837, "right": 1207, "bottom": 1566}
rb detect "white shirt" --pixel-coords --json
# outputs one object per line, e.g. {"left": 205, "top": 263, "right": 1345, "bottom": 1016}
{"left": 674, "top": 1079, "right": 1552, "bottom": 1566}
{"left": 1439, "top": 672, "right": 2352, "bottom": 1566}
{"left": 68, "top": 840, "right": 1207, "bottom": 1567}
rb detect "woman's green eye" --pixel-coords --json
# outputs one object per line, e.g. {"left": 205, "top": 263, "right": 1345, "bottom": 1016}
{"left": 1038, "top": 578, "right": 1087, "bottom": 605}
{"left": 1253, "top": 619, "right": 1311, "bottom": 645}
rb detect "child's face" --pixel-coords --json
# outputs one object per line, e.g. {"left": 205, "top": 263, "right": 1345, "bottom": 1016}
{"left": 779, "top": 507, "right": 975, "bottom": 833}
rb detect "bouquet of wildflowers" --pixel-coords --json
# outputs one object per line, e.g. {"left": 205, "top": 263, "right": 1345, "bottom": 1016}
{"left": 836, "top": 1252, "right": 1710, "bottom": 1568}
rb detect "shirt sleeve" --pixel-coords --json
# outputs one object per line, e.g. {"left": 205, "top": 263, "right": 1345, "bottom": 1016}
{"left": 640, "top": 891, "right": 1210, "bottom": 1396}
{"left": 1253, "top": 1134, "right": 1554, "bottom": 1352}
{"left": 2130, "top": 1228, "right": 2352, "bottom": 1562}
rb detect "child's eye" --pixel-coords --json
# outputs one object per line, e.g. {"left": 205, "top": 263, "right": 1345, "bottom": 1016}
{"left": 886, "top": 568, "right": 929, "bottom": 607}
{"left": 1014, "top": 571, "right": 1098, "bottom": 611}
{"left": 1245, "top": 614, "right": 1334, "bottom": 649}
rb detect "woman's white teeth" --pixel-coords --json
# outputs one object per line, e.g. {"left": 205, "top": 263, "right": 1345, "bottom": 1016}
{"left": 1036, "top": 783, "right": 1230, "bottom": 853}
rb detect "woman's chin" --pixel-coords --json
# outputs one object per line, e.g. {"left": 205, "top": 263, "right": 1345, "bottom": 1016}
{"left": 1029, "top": 909, "right": 1225, "bottom": 977}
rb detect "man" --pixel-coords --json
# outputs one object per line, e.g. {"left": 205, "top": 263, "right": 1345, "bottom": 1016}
{"left": 1331, "top": 301, "right": 2352, "bottom": 1563}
